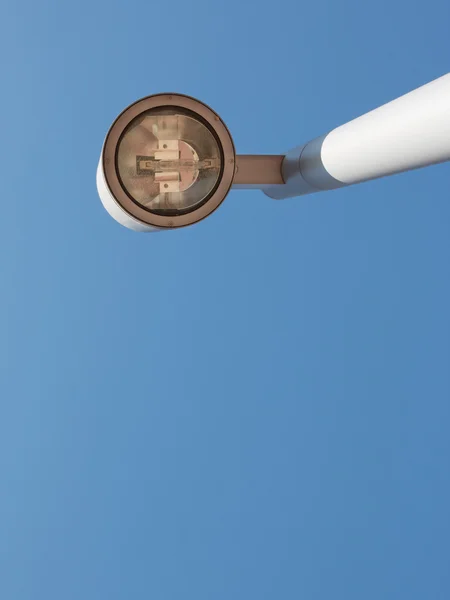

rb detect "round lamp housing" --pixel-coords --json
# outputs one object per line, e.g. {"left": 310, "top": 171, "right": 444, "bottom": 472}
{"left": 97, "top": 94, "right": 236, "bottom": 231}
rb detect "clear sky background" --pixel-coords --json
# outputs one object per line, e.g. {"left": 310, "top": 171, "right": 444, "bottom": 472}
{"left": 1, "top": 1, "right": 449, "bottom": 599}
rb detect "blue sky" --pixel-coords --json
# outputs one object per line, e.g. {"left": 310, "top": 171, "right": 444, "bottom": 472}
{"left": 1, "top": 0, "right": 449, "bottom": 599}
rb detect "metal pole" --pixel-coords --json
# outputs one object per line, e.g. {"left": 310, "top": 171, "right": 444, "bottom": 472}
{"left": 263, "top": 73, "right": 450, "bottom": 199}
{"left": 232, "top": 155, "right": 284, "bottom": 188}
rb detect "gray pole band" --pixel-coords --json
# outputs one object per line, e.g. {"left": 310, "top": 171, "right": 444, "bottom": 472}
{"left": 264, "top": 136, "right": 346, "bottom": 200}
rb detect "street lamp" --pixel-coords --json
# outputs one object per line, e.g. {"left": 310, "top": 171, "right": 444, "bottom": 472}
{"left": 97, "top": 74, "right": 450, "bottom": 232}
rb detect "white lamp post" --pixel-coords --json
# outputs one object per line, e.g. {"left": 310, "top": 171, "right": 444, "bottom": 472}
{"left": 97, "top": 74, "right": 450, "bottom": 231}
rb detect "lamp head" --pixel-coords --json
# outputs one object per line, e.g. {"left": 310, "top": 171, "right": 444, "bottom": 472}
{"left": 97, "top": 94, "right": 236, "bottom": 231}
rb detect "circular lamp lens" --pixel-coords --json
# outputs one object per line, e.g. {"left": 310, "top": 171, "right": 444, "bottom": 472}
{"left": 116, "top": 107, "right": 222, "bottom": 216}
